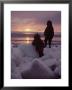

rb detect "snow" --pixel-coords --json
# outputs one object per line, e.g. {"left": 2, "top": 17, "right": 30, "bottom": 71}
{"left": 11, "top": 44, "right": 61, "bottom": 79}
{"left": 18, "top": 44, "right": 38, "bottom": 58}
{"left": 21, "top": 59, "right": 55, "bottom": 79}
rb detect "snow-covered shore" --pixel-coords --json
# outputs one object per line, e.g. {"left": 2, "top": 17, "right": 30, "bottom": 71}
{"left": 11, "top": 44, "right": 61, "bottom": 79}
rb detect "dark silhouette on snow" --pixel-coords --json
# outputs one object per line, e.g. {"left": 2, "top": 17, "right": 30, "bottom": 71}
{"left": 32, "top": 33, "right": 44, "bottom": 57}
{"left": 44, "top": 20, "right": 54, "bottom": 48}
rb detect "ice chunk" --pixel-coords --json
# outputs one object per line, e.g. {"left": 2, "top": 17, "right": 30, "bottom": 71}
{"left": 18, "top": 44, "right": 39, "bottom": 58}
{"left": 21, "top": 59, "right": 55, "bottom": 79}
{"left": 11, "top": 47, "right": 24, "bottom": 67}
{"left": 54, "top": 65, "right": 61, "bottom": 78}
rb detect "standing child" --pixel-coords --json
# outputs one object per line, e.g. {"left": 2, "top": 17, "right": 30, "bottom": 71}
{"left": 44, "top": 20, "right": 54, "bottom": 48}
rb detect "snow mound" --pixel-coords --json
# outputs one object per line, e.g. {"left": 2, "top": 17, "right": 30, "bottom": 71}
{"left": 21, "top": 59, "right": 55, "bottom": 79}
{"left": 44, "top": 46, "right": 61, "bottom": 59}
{"left": 54, "top": 64, "right": 61, "bottom": 78}
{"left": 18, "top": 44, "right": 39, "bottom": 58}
{"left": 11, "top": 44, "right": 61, "bottom": 79}
{"left": 11, "top": 46, "right": 25, "bottom": 67}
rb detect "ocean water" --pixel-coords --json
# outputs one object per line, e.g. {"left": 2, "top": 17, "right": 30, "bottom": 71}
{"left": 11, "top": 32, "right": 61, "bottom": 45}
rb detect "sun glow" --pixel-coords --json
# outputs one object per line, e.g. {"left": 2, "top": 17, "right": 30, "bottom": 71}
{"left": 25, "top": 28, "right": 31, "bottom": 32}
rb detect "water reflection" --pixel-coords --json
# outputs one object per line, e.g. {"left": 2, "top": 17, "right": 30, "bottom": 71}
{"left": 26, "top": 37, "right": 30, "bottom": 44}
{"left": 12, "top": 36, "right": 61, "bottom": 45}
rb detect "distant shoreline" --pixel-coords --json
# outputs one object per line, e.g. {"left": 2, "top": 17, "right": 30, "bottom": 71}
{"left": 11, "top": 32, "right": 61, "bottom": 38}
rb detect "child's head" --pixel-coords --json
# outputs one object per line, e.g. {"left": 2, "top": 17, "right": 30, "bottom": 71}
{"left": 47, "top": 20, "right": 52, "bottom": 26}
{"left": 34, "top": 33, "right": 40, "bottom": 40}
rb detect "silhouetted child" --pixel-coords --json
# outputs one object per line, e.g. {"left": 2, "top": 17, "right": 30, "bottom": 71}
{"left": 32, "top": 33, "right": 44, "bottom": 57}
{"left": 44, "top": 20, "right": 54, "bottom": 48}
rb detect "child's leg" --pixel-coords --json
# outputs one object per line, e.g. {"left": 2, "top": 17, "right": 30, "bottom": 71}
{"left": 44, "top": 37, "right": 48, "bottom": 47}
{"left": 49, "top": 39, "right": 52, "bottom": 48}
{"left": 38, "top": 49, "right": 44, "bottom": 57}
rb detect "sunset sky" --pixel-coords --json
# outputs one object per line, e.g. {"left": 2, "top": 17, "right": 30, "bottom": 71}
{"left": 11, "top": 11, "right": 61, "bottom": 33}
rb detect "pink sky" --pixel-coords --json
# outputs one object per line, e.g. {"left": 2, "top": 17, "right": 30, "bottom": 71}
{"left": 11, "top": 11, "right": 61, "bottom": 33}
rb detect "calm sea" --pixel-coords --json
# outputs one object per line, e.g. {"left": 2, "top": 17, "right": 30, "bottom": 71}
{"left": 11, "top": 32, "right": 61, "bottom": 45}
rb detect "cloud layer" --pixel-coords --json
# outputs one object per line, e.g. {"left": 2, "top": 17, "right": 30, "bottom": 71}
{"left": 11, "top": 11, "right": 61, "bottom": 32}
